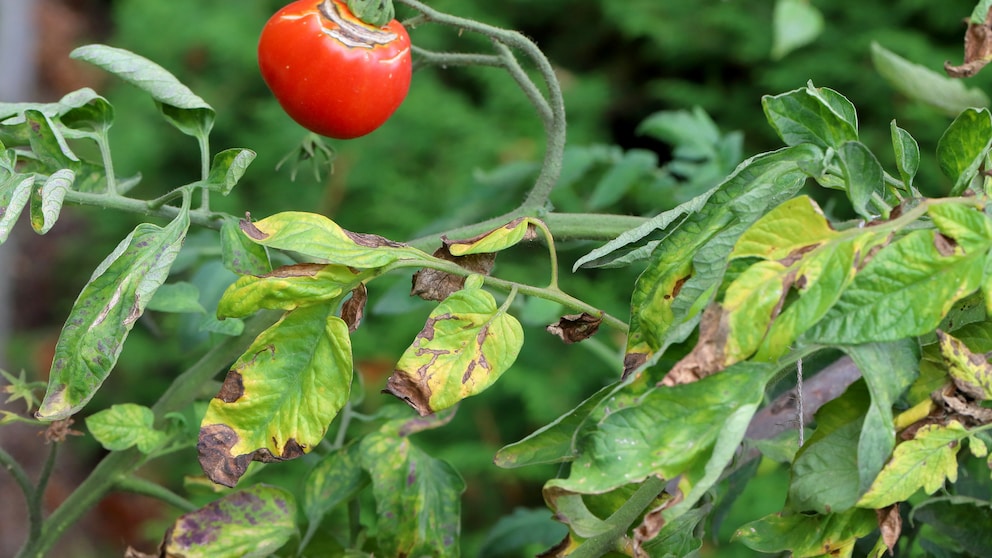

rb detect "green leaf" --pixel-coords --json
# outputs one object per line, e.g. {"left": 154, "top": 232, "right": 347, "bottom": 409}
{"left": 494, "top": 383, "right": 614, "bottom": 468}
{"left": 147, "top": 282, "right": 206, "bottom": 314}
{"left": 1, "top": 368, "right": 43, "bottom": 412}
{"left": 589, "top": 149, "right": 658, "bottom": 210}
{"left": 56, "top": 87, "right": 114, "bottom": 135}
{"left": 642, "top": 502, "right": 710, "bottom": 557}
{"left": 217, "top": 264, "right": 370, "bottom": 319}
{"left": 359, "top": 430, "right": 464, "bottom": 558}
{"left": 929, "top": 201, "right": 992, "bottom": 254}
{"left": 771, "top": 0, "right": 824, "bottom": 60}
{"left": 542, "top": 485, "right": 612, "bottom": 538}
{"left": 937, "top": 330, "right": 992, "bottom": 399}
{"left": 804, "top": 228, "right": 985, "bottom": 344}
{"left": 70, "top": 44, "right": 215, "bottom": 138}
{"left": 637, "top": 106, "right": 720, "bottom": 160}
{"left": 856, "top": 421, "right": 968, "bottom": 508}
{"left": 973, "top": 0, "right": 992, "bottom": 23}
{"left": 447, "top": 217, "right": 534, "bottom": 256}
{"left": 240, "top": 211, "right": 429, "bottom": 267}
{"left": 302, "top": 444, "right": 368, "bottom": 530}
{"left": 836, "top": 141, "right": 883, "bottom": 218}
{"left": 23, "top": 110, "right": 80, "bottom": 169}
{"left": 625, "top": 144, "right": 820, "bottom": 369}
{"left": 385, "top": 276, "right": 524, "bottom": 415}
{"left": 734, "top": 508, "right": 877, "bottom": 557}
{"left": 29, "top": 169, "right": 73, "bottom": 234}
{"left": 205, "top": 148, "right": 256, "bottom": 196}
{"left": 912, "top": 498, "right": 992, "bottom": 555}
{"left": 891, "top": 120, "right": 920, "bottom": 191}
{"left": 478, "top": 508, "right": 569, "bottom": 558}
{"left": 346, "top": 0, "right": 394, "bottom": 28}
{"left": 0, "top": 174, "right": 34, "bottom": 244}
{"left": 198, "top": 303, "right": 353, "bottom": 487}
{"left": 762, "top": 82, "right": 858, "bottom": 150}
{"left": 871, "top": 42, "right": 991, "bottom": 117}
{"left": 937, "top": 108, "right": 992, "bottom": 195}
{"left": 548, "top": 363, "right": 774, "bottom": 495}
{"left": 220, "top": 215, "right": 271, "bottom": 276}
{"left": 85, "top": 403, "right": 167, "bottom": 454}
{"left": 37, "top": 211, "right": 190, "bottom": 420}
{"left": 162, "top": 484, "right": 297, "bottom": 558}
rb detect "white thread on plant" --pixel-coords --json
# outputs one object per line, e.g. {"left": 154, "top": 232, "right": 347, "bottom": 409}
{"left": 797, "top": 358, "right": 805, "bottom": 447}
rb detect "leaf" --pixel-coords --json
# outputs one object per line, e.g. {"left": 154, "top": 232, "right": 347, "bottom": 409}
{"left": 446, "top": 217, "right": 535, "bottom": 256}
{"left": 804, "top": 228, "right": 985, "bottom": 344}
{"left": 0, "top": 174, "right": 34, "bottom": 244}
{"left": 734, "top": 508, "right": 877, "bottom": 558}
{"left": 771, "top": 0, "right": 825, "bottom": 60}
{"left": 871, "top": 42, "right": 991, "bottom": 117}
{"left": 359, "top": 430, "right": 464, "bottom": 558}
{"left": 912, "top": 498, "right": 992, "bottom": 556}
{"left": 56, "top": 87, "right": 114, "bottom": 135}
{"left": 836, "top": 141, "right": 883, "bottom": 218}
{"left": 162, "top": 484, "right": 297, "bottom": 558}
{"left": 205, "top": 148, "right": 256, "bottom": 196}
{"left": 891, "top": 120, "right": 920, "bottom": 191}
{"left": 85, "top": 403, "right": 167, "bottom": 454}
{"left": 23, "top": 110, "right": 80, "bottom": 169}
{"left": 478, "top": 508, "right": 568, "bottom": 558}
{"left": 70, "top": 44, "right": 215, "bottom": 138}
{"left": 29, "top": 169, "right": 73, "bottom": 234}
{"left": 856, "top": 421, "right": 967, "bottom": 509}
{"left": 147, "top": 282, "right": 206, "bottom": 314}
{"left": 385, "top": 276, "right": 524, "bottom": 415}
{"left": 637, "top": 106, "right": 721, "bottom": 160}
{"left": 216, "top": 264, "right": 370, "bottom": 319}
{"left": 197, "top": 303, "right": 352, "bottom": 487}
{"left": 929, "top": 200, "right": 992, "bottom": 254}
{"left": 240, "top": 211, "right": 429, "bottom": 268}
{"left": 937, "top": 107, "right": 992, "bottom": 195}
{"left": 762, "top": 82, "right": 858, "bottom": 150}
{"left": 302, "top": 444, "right": 368, "bottom": 529}
{"left": 220, "top": 215, "right": 271, "bottom": 276}
{"left": 731, "top": 195, "right": 838, "bottom": 261}
{"left": 542, "top": 485, "right": 612, "bottom": 539}
{"left": 937, "top": 330, "right": 992, "bottom": 400}
{"left": 36, "top": 211, "right": 190, "bottom": 420}
{"left": 973, "top": 0, "right": 992, "bottom": 24}
{"left": 625, "top": 144, "right": 820, "bottom": 372}
{"left": 589, "top": 149, "right": 658, "bottom": 210}
{"left": 642, "top": 502, "right": 710, "bottom": 557}
{"left": 547, "top": 362, "right": 774, "bottom": 495}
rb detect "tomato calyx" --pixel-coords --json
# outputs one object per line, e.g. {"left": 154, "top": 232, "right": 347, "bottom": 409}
{"left": 320, "top": 0, "right": 397, "bottom": 48}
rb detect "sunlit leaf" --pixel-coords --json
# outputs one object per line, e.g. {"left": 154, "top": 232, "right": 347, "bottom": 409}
{"left": 85, "top": 403, "right": 167, "bottom": 454}
{"left": 762, "top": 82, "right": 858, "bottom": 150}
{"left": 937, "top": 330, "right": 992, "bottom": 399}
{"left": 217, "top": 264, "right": 370, "bottom": 319}
{"left": 198, "top": 303, "right": 352, "bottom": 487}
{"left": 37, "top": 211, "right": 190, "bottom": 420}
{"left": 162, "top": 484, "right": 297, "bottom": 558}
{"left": 446, "top": 217, "right": 535, "bottom": 256}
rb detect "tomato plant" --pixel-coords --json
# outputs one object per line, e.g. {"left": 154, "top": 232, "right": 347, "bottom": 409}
{"left": 257, "top": 0, "right": 412, "bottom": 139}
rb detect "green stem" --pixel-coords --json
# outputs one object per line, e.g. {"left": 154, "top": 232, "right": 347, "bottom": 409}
{"left": 198, "top": 134, "right": 211, "bottom": 212}
{"left": 95, "top": 133, "right": 118, "bottom": 196}
{"left": 332, "top": 402, "right": 353, "bottom": 449}
{"left": 570, "top": 476, "right": 667, "bottom": 558}
{"left": 117, "top": 476, "right": 197, "bottom": 512}
{"left": 410, "top": 46, "right": 502, "bottom": 70}
{"left": 0, "top": 446, "right": 39, "bottom": 542}
{"left": 17, "top": 312, "right": 280, "bottom": 558}
{"left": 491, "top": 40, "right": 553, "bottom": 124}
{"left": 63, "top": 190, "right": 225, "bottom": 230}
{"left": 34, "top": 442, "right": 59, "bottom": 519}
{"left": 531, "top": 219, "right": 560, "bottom": 289}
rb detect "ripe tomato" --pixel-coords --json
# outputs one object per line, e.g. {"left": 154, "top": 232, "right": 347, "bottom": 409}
{"left": 258, "top": 0, "right": 412, "bottom": 139}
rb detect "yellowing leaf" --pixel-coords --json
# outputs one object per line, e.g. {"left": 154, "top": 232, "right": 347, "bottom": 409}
{"left": 937, "top": 330, "right": 992, "bottom": 400}
{"left": 446, "top": 217, "right": 535, "bottom": 256}
{"left": 732, "top": 195, "right": 837, "bottom": 261}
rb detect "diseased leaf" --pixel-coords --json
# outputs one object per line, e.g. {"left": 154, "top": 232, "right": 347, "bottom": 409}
{"left": 734, "top": 508, "right": 877, "bottom": 558}
{"left": 220, "top": 215, "right": 271, "bottom": 276}
{"left": 762, "top": 82, "right": 858, "bottom": 150}
{"left": 205, "top": 148, "right": 256, "bottom": 196}
{"left": 411, "top": 244, "right": 495, "bottom": 302}
{"left": 546, "top": 313, "right": 602, "bottom": 344}
{"left": 385, "top": 276, "right": 523, "bottom": 415}
{"left": 240, "top": 211, "right": 430, "bottom": 268}
{"left": 446, "top": 217, "right": 536, "bottom": 256}
{"left": 731, "top": 195, "right": 838, "bottom": 261}
{"left": 937, "top": 330, "right": 992, "bottom": 400}
{"left": 302, "top": 444, "right": 368, "bottom": 530}
{"left": 856, "top": 421, "right": 967, "bottom": 509}
{"left": 198, "top": 303, "right": 352, "bottom": 487}
{"left": 871, "top": 42, "right": 990, "bottom": 117}
{"left": 29, "top": 169, "right": 73, "bottom": 234}
{"left": 359, "top": 429, "right": 464, "bottom": 558}
{"left": 37, "top": 211, "right": 190, "bottom": 420}
{"left": 217, "top": 264, "right": 370, "bottom": 319}
{"left": 0, "top": 174, "right": 34, "bottom": 244}
{"left": 162, "top": 484, "right": 297, "bottom": 558}
{"left": 936, "top": 107, "right": 992, "bottom": 195}
{"left": 85, "top": 403, "right": 166, "bottom": 454}
{"left": 22, "top": 110, "right": 80, "bottom": 170}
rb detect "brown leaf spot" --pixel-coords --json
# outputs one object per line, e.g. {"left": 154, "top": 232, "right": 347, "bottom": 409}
{"left": 664, "top": 274, "right": 691, "bottom": 301}
{"left": 197, "top": 423, "right": 252, "bottom": 487}
{"left": 239, "top": 213, "right": 268, "bottom": 241}
{"left": 341, "top": 283, "right": 368, "bottom": 332}
{"left": 216, "top": 370, "right": 244, "bottom": 403}
{"left": 344, "top": 229, "right": 407, "bottom": 248}
{"left": 779, "top": 243, "right": 820, "bottom": 267}
{"left": 262, "top": 263, "right": 327, "bottom": 278}
{"left": 383, "top": 372, "right": 433, "bottom": 416}
{"left": 946, "top": 13, "right": 992, "bottom": 78}
{"left": 546, "top": 313, "right": 603, "bottom": 344}
{"left": 933, "top": 383, "right": 992, "bottom": 426}
{"left": 662, "top": 304, "right": 729, "bottom": 386}
{"left": 934, "top": 232, "right": 958, "bottom": 257}
{"left": 876, "top": 505, "right": 902, "bottom": 556}
{"left": 411, "top": 245, "right": 495, "bottom": 302}
{"left": 623, "top": 352, "right": 649, "bottom": 380}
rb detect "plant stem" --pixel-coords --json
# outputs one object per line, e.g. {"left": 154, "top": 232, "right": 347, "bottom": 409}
{"left": 117, "top": 476, "right": 198, "bottom": 512}
{"left": 63, "top": 190, "right": 225, "bottom": 230}
{"left": 95, "top": 133, "right": 118, "bottom": 196}
{"left": 0, "top": 446, "right": 39, "bottom": 543}
{"left": 570, "top": 475, "right": 667, "bottom": 558}
{"left": 531, "top": 219, "right": 560, "bottom": 289}
{"left": 198, "top": 134, "right": 211, "bottom": 212}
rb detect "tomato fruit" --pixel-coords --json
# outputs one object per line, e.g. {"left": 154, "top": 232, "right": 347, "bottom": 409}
{"left": 258, "top": 0, "right": 412, "bottom": 139}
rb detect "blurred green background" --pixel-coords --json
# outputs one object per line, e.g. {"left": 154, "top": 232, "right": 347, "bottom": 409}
{"left": 6, "top": 0, "right": 992, "bottom": 555}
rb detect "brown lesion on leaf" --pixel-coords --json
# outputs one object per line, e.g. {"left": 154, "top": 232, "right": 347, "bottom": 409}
{"left": 383, "top": 371, "right": 434, "bottom": 416}
{"left": 663, "top": 274, "right": 691, "bottom": 301}
{"left": 197, "top": 423, "right": 308, "bottom": 487}
{"left": 239, "top": 212, "right": 268, "bottom": 241}
{"left": 216, "top": 370, "right": 244, "bottom": 403}
{"left": 411, "top": 245, "right": 496, "bottom": 302}
{"left": 546, "top": 313, "right": 603, "bottom": 344}
{"left": 854, "top": 233, "right": 892, "bottom": 271}
{"left": 341, "top": 283, "right": 368, "bottom": 332}
{"left": 661, "top": 304, "right": 729, "bottom": 386}
{"left": 933, "top": 232, "right": 960, "bottom": 257}
{"left": 343, "top": 229, "right": 408, "bottom": 248}
{"left": 946, "top": 10, "right": 992, "bottom": 78}
{"left": 261, "top": 263, "right": 327, "bottom": 278}
{"left": 622, "top": 352, "right": 649, "bottom": 380}
{"left": 416, "top": 313, "right": 452, "bottom": 343}
{"left": 778, "top": 243, "right": 820, "bottom": 267}
{"left": 876, "top": 505, "right": 902, "bottom": 556}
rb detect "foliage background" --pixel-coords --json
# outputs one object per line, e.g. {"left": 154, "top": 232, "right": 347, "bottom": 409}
{"left": 4, "top": 0, "right": 991, "bottom": 555}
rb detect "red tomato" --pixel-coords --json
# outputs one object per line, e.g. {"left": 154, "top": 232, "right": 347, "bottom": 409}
{"left": 258, "top": 0, "right": 412, "bottom": 139}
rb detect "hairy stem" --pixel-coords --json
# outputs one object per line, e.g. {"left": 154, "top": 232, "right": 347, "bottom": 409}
{"left": 570, "top": 475, "right": 667, "bottom": 558}
{"left": 0, "top": 446, "right": 39, "bottom": 544}
{"left": 63, "top": 190, "right": 225, "bottom": 230}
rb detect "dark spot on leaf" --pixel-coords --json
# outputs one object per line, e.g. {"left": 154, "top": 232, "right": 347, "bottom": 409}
{"left": 462, "top": 360, "right": 476, "bottom": 383}
{"left": 664, "top": 274, "right": 691, "bottom": 301}
{"left": 262, "top": 263, "right": 326, "bottom": 278}
{"left": 779, "top": 243, "right": 820, "bottom": 267}
{"left": 876, "top": 505, "right": 902, "bottom": 555}
{"left": 344, "top": 229, "right": 407, "bottom": 248}
{"left": 217, "top": 370, "right": 245, "bottom": 403}
{"left": 622, "top": 352, "right": 648, "bottom": 380}
{"left": 662, "top": 304, "right": 729, "bottom": 386}
{"left": 198, "top": 423, "right": 252, "bottom": 487}
{"left": 341, "top": 283, "right": 368, "bottom": 333}
{"left": 383, "top": 371, "right": 433, "bottom": 416}
{"left": 407, "top": 461, "right": 417, "bottom": 486}
{"left": 934, "top": 232, "right": 958, "bottom": 257}
{"left": 547, "top": 313, "right": 603, "bottom": 344}
{"left": 240, "top": 215, "right": 268, "bottom": 240}
{"left": 411, "top": 244, "right": 495, "bottom": 302}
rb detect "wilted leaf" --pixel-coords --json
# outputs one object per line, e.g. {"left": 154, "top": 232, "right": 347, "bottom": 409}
{"left": 411, "top": 244, "right": 495, "bottom": 302}
{"left": 29, "top": 169, "right": 73, "bottom": 234}
{"left": 220, "top": 215, "right": 271, "bottom": 276}
{"left": 0, "top": 174, "right": 34, "bottom": 244}
{"left": 85, "top": 403, "right": 166, "bottom": 454}
{"left": 546, "top": 313, "right": 602, "bottom": 344}
{"left": 445, "top": 217, "right": 536, "bottom": 256}
{"left": 945, "top": 9, "right": 992, "bottom": 78}
{"left": 877, "top": 505, "right": 902, "bottom": 555}
{"left": 937, "top": 330, "right": 992, "bottom": 400}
